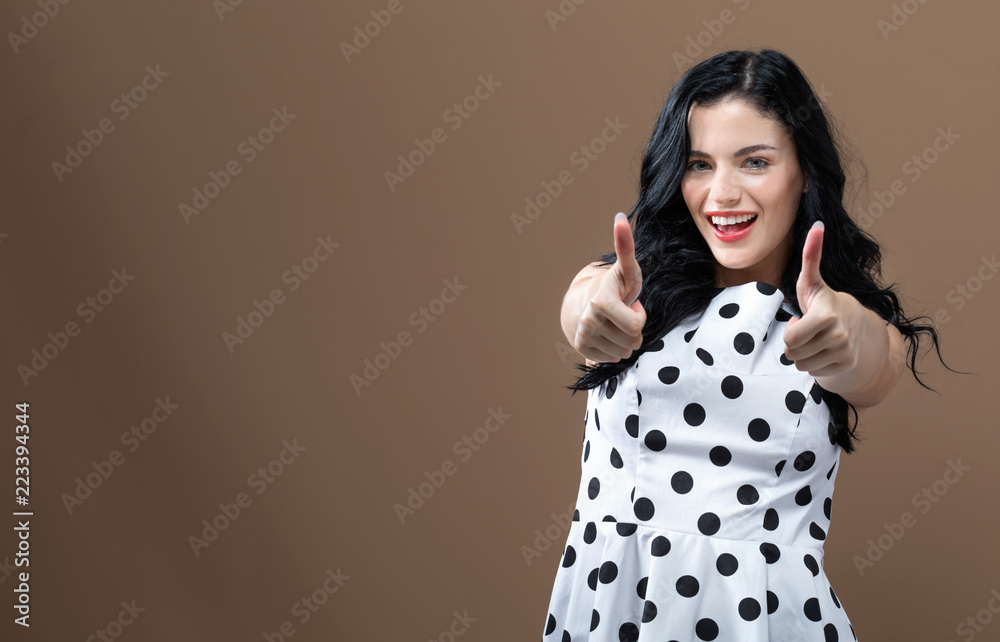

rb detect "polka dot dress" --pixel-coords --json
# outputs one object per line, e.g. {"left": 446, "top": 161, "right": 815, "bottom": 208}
{"left": 541, "top": 281, "right": 857, "bottom": 641}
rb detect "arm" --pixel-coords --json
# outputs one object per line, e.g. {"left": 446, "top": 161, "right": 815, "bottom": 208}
{"left": 561, "top": 262, "right": 610, "bottom": 367}
{"left": 816, "top": 299, "right": 908, "bottom": 413}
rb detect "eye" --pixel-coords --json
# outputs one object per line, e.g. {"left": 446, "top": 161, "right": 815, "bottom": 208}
{"left": 687, "top": 161, "right": 709, "bottom": 172}
{"left": 745, "top": 157, "right": 768, "bottom": 169}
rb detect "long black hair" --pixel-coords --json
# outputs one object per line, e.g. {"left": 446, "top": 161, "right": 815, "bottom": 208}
{"left": 566, "top": 48, "right": 969, "bottom": 453}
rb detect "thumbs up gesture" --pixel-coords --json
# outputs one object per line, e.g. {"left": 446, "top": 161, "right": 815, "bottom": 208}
{"left": 783, "top": 221, "right": 866, "bottom": 378}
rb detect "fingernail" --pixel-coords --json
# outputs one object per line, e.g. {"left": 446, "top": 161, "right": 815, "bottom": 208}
{"left": 813, "top": 220, "right": 824, "bottom": 231}
{"left": 615, "top": 212, "right": 626, "bottom": 221}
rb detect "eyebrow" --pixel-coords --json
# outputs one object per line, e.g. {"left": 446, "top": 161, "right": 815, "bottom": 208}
{"left": 688, "top": 144, "right": 780, "bottom": 159}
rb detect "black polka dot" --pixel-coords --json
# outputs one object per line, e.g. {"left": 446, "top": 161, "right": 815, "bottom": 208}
{"left": 710, "top": 446, "right": 731, "bottom": 466}
{"left": 734, "top": 332, "right": 755, "bottom": 355}
{"left": 767, "top": 590, "right": 779, "bottom": 614}
{"left": 827, "top": 461, "right": 837, "bottom": 480}
{"left": 785, "top": 390, "right": 807, "bottom": 413}
{"left": 583, "top": 441, "right": 590, "bottom": 462}
{"left": 602, "top": 515, "right": 616, "bottom": 522}
{"left": 647, "top": 338, "right": 665, "bottom": 352}
{"left": 775, "top": 459, "right": 786, "bottom": 476}
{"left": 804, "top": 597, "right": 822, "bottom": 621}
{"left": 698, "top": 512, "right": 721, "bottom": 535}
{"left": 721, "top": 375, "right": 743, "bottom": 399}
{"left": 590, "top": 609, "right": 600, "bottom": 631}
{"left": 645, "top": 430, "right": 667, "bottom": 452}
{"left": 588, "top": 477, "right": 600, "bottom": 499}
{"left": 651, "top": 536, "right": 671, "bottom": 556}
{"left": 625, "top": 414, "right": 639, "bottom": 438}
{"left": 794, "top": 450, "right": 816, "bottom": 471}
{"left": 716, "top": 553, "right": 738, "bottom": 576}
{"left": 776, "top": 308, "right": 793, "bottom": 322}
{"left": 573, "top": 509, "right": 580, "bottom": 521}
{"left": 609, "top": 447, "right": 623, "bottom": 468}
{"left": 738, "top": 597, "right": 761, "bottom": 621}
{"left": 695, "top": 618, "right": 719, "bottom": 640}
{"left": 824, "top": 623, "right": 840, "bottom": 641}
{"left": 684, "top": 403, "right": 706, "bottom": 426}
{"left": 616, "top": 523, "right": 637, "bottom": 537}
{"left": 824, "top": 497, "right": 833, "bottom": 519}
{"left": 795, "top": 485, "right": 812, "bottom": 506}
{"left": 748, "top": 418, "right": 770, "bottom": 441}
{"left": 587, "top": 568, "right": 599, "bottom": 590}
{"left": 809, "top": 381, "right": 823, "bottom": 403}
{"left": 760, "top": 542, "right": 780, "bottom": 564}
{"left": 634, "top": 497, "right": 655, "bottom": 521}
{"left": 719, "top": 303, "right": 740, "bottom": 318}
{"left": 696, "top": 348, "right": 714, "bottom": 366}
{"left": 780, "top": 352, "right": 794, "bottom": 366}
{"left": 583, "top": 522, "right": 596, "bottom": 544}
{"left": 684, "top": 327, "right": 697, "bottom": 342}
{"left": 546, "top": 613, "right": 556, "bottom": 635}
{"left": 810, "top": 522, "right": 827, "bottom": 540}
{"left": 676, "top": 575, "right": 699, "bottom": 597}
{"left": 757, "top": 282, "right": 777, "bottom": 295}
{"left": 642, "top": 600, "right": 657, "bottom": 623}
{"left": 658, "top": 366, "right": 680, "bottom": 384}
{"left": 637, "top": 389, "right": 642, "bottom": 406}
{"left": 671, "top": 471, "right": 693, "bottom": 494}
{"left": 737, "top": 484, "right": 759, "bottom": 505}
{"left": 606, "top": 377, "right": 617, "bottom": 399}
{"left": 830, "top": 586, "right": 841, "bottom": 608}
{"left": 636, "top": 576, "right": 648, "bottom": 598}
{"left": 619, "top": 622, "right": 639, "bottom": 642}
{"left": 803, "top": 554, "right": 819, "bottom": 576}
{"left": 763, "top": 508, "right": 779, "bottom": 531}
{"left": 562, "top": 629, "right": 570, "bottom": 642}
{"left": 599, "top": 561, "right": 618, "bottom": 584}
{"left": 561, "top": 545, "right": 576, "bottom": 568}
{"left": 594, "top": 409, "right": 600, "bottom": 430}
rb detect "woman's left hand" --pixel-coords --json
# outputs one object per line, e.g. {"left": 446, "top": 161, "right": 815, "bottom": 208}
{"left": 782, "top": 221, "right": 867, "bottom": 378}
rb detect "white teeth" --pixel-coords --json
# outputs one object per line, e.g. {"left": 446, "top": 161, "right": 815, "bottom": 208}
{"left": 711, "top": 213, "right": 757, "bottom": 225}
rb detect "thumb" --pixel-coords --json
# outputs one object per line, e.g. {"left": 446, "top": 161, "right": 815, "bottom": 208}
{"left": 613, "top": 212, "right": 642, "bottom": 306}
{"left": 797, "top": 220, "right": 826, "bottom": 314}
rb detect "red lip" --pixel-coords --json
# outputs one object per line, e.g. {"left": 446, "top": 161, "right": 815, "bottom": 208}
{"left": 705, "top": 211, "right": 759, "bottom": 243}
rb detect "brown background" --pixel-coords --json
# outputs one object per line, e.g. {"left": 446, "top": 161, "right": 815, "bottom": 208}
{"left": 1, "top": 0, "right": 998, "bottom": 639}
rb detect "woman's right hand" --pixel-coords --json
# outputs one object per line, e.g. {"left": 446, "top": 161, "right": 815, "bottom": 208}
{"left": 573, "top": 213, "right": 647, "bottom": 365}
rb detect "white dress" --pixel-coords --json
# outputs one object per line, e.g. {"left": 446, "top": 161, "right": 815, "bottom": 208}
{"left": 540, "top": 281, "right": 857, "bottom": 641}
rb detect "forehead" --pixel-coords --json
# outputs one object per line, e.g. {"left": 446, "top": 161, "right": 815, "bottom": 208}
{"left": 686, "top": 97, "right": 789, "bottom": 148}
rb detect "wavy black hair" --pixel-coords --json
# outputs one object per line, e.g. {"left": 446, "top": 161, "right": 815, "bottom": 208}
{"left": 566, "top": 48, "right": 969, "bottom": 453}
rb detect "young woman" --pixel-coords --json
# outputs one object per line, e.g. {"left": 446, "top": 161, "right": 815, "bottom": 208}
{"left": 541, "top": 48, "right": 961, "bottom": 641}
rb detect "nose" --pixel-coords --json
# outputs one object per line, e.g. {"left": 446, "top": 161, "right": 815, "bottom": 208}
{"left": 708, "top": 167, "right": 741, "bottom": 207}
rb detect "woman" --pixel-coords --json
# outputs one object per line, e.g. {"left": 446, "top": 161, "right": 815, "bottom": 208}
{"left": 541, "top": 48, "right": 961, "bottom": 641}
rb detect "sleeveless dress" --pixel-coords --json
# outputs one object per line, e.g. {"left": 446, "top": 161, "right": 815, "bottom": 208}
{"left": 540, "top": 281, "right": 857, "bottom": 641}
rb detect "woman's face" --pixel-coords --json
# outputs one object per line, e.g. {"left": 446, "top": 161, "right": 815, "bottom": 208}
{"left": 681, "top": 96, "right": 808, "bottom": 291}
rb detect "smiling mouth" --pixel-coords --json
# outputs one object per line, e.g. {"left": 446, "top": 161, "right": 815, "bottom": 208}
{"left": 707, "top": 212, "right": 758, "bottom": 234}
